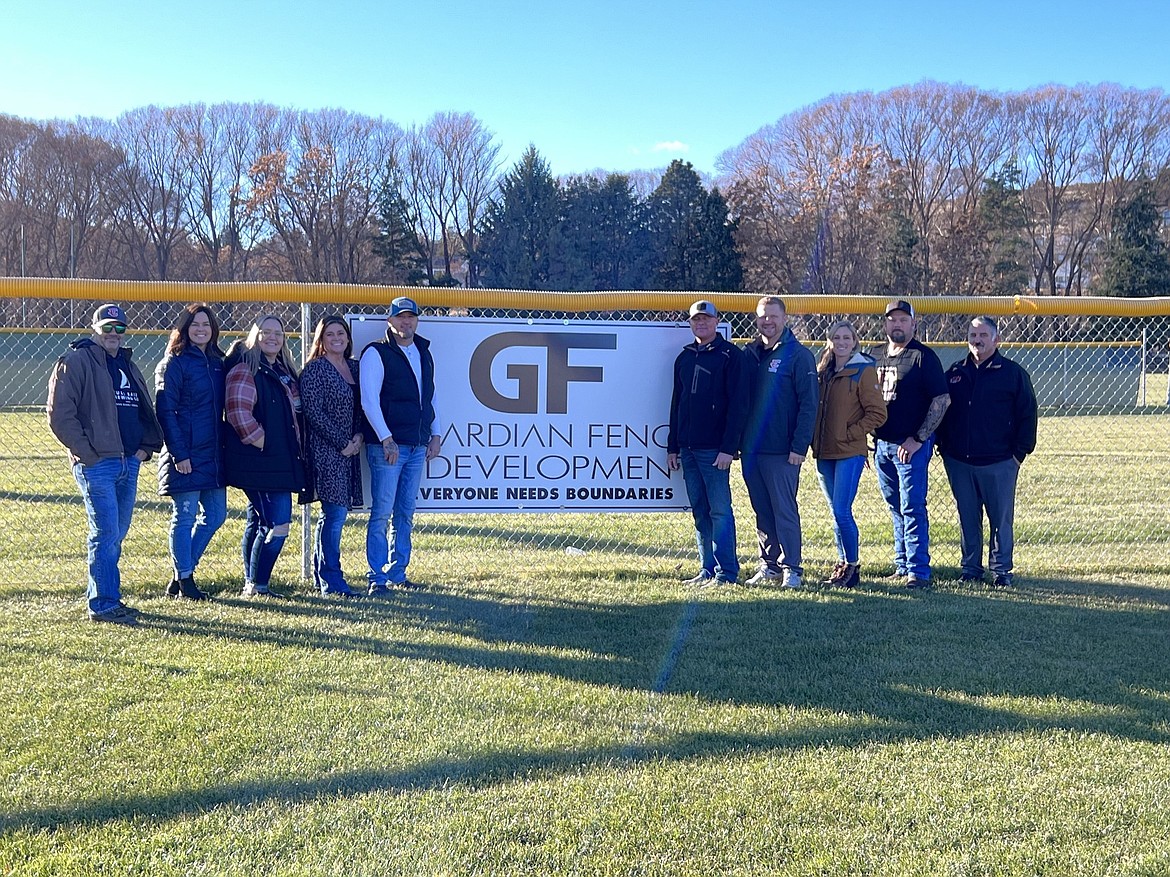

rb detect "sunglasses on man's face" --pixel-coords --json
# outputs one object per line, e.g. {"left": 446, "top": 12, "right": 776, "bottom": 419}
{"left": 101, "top": 324, "right": 127, "bottom": 334}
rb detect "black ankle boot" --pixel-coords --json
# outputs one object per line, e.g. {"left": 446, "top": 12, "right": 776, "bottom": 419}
{"left": 166, "top": 578, "right": 181, "bottom": 597}
{"left": 177, "top": 575, "right": 208, "bottom": 601}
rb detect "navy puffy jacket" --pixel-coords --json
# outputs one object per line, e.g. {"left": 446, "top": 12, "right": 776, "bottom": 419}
{"left": 154, "top": 346, "right": 226, "bottom": 496}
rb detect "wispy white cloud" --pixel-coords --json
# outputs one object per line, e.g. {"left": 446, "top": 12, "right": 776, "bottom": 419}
{"left": 652, "top": 140, "right": 690, "bottom": 153}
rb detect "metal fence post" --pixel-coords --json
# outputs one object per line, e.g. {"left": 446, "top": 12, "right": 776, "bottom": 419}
{"left": 301, "top": 301, "right": 312, "bottom": 583}
{"left": 1140, "top": 328, "right": 1147, "bottom": 406}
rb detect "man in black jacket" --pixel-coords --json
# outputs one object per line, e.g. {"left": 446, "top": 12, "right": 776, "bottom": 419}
{"left": 667, "top": 301, "right": 749, "bottom": 586}
{"left": 937, "top": 316, "right": 1038, "bottom": 587}
{"left": 360, "top": 296, "right": 443, "bottom": 594}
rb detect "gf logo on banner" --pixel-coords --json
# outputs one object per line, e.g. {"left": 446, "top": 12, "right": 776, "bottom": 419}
{"left": 468, "top": 332, "right": 618, "bottom": 414}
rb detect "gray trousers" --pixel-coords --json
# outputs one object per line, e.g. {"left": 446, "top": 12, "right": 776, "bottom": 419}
{"left": 941, "top": 455, "right": 1019, "bottom": 577}
{"left": 741, "top": 453, "right": 803, "bottom": 575}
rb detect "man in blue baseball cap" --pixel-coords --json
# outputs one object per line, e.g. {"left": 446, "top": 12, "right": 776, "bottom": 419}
{"left": 47, "top": 304, "right": 163, "bottom": 625}
{"left": 359, "top": 296, "right": 443, "bottom": 593}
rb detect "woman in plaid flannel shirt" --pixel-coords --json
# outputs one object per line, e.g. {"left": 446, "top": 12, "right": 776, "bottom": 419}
{"left": 223, "top": 315, "right": 306, "bottom": 596}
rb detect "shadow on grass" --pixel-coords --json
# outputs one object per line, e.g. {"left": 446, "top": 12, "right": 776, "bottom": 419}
{"left": 410, "top": 519, "right": 695, "bottom": 559}
{"left": 0, "top": 488, "right": 84, "bottom": 507}
{"left": 3, "top": 575, "right": 1169, "bottom": 833}
{"left": 0, "top": 488, "right": 177, "bottom": 516}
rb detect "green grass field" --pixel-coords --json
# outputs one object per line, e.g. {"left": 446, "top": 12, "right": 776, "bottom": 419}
{"left": 2, "top": 409, "right": 1170, "bottom": 875}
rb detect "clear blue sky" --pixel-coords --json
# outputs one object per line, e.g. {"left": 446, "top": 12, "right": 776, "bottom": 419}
{"left": 3, "top": 0, "right": 1167, "bottom": 177}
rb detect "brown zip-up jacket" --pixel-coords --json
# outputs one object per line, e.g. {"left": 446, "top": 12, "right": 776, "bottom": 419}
{"left": 811, "top": 352, "right": 887, "bottom": 460}
{"left": 47, "top": 338, "right": 163, "bottom": 466}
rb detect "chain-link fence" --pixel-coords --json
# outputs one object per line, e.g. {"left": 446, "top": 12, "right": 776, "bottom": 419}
{"left": 3, "top": 282, "right": 1169, "bottom": 596}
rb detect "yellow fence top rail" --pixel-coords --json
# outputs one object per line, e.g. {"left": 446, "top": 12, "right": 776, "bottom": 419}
{"left": 4, "top": 277, "right": 1170, "bottom": 318}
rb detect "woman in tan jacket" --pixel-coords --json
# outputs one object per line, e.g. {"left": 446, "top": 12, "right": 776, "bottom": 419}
{"left": 811, "top": 321, "right": 887, "bottom": 588}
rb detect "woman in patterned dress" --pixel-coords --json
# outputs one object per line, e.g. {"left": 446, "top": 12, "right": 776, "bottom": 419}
{"left": 299, "top": 315, "right": 365, "bottom": 596}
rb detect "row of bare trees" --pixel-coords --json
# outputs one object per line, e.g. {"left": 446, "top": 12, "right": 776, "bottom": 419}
{"left": 0, "top": 103, "right": 501, "bottom": 284}
{"left": 3, "top": 85, "right": 1168, "bottom": 297}
{"left": 719, "top": 82, "right": 1170, "bottom": 298}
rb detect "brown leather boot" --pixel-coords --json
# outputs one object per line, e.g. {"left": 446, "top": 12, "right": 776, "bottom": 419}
{"left": 822, "top": 561, "right": 848, "bottom": 585}
{"left": 838, "top": 563, "right": 861, "bottom": 589}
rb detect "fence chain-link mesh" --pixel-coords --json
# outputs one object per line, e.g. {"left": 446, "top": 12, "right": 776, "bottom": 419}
{"left": 2, "top": 291, "right": 1168, "bottom": 597}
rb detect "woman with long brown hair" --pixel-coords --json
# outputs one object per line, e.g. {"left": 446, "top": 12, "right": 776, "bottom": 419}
{"left": 300, "top": 315, "right": 364, "bottom": 596}
{"left": 154, "top": 303, "right": 226, "bottom": 600}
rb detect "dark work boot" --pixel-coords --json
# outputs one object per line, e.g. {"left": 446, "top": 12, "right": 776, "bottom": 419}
{"left": 176, "top": 575, "right": 208, "bottom": 601}
{"left": 166, "top": 579, "right": 181, "bottom": 598}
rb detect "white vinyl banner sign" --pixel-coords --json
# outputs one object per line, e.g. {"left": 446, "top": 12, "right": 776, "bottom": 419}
{"left": 349, "top": 315, "right": 726, "bottom": 513}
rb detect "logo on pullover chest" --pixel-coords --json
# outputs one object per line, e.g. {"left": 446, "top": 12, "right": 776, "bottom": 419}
{"left": 113, "top": 368, "right": 138, "bottom": 408}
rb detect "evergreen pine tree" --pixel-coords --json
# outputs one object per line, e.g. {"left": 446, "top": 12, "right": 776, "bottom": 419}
{"left": 372, "top": 164, "right": 425, "bottom": 284}
{"left": 477, "top": 146, "right": 562, "bottom": 289}
{"left": 1098, "top": 181, "right": 1170, "bottom": 297}
{"left": 645, "top": 160, "right": 743, "bottom": 291}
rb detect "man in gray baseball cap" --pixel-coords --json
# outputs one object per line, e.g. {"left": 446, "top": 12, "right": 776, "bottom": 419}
{"left": 667, "top": 300, "right": 749, "bottom": 587}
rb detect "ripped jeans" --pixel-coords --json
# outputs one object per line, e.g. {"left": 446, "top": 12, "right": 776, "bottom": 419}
{"left": 168, "top": 488, "right": 227, "bottom": 579}
{"left": 241, "top": 490, "right": 292, "bottom": 587}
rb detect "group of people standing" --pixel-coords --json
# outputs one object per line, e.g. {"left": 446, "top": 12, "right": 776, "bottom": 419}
{"left": 667, "top": 296, "right": 1039, "bottom": 592}
{"left": 47, "top": 297, "right": 440, "bottom": 625}
{"left": 47, "top": 292, "right": 1037, "bottom": 626}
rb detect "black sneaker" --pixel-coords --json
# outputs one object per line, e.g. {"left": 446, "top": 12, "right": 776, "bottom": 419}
{"left": 166, "top": 579, "right": 181, "bottom": 597}
{"left": 397, "top": 579, "right": 425, "bottom": 591}
{"left": 992, "top": 574, "right": 1014, "bottom": 587}
{"left": 117, "top": 602, "right": 141, "bottom": 617}
{"left": 367, "top": 583, "right": 391, "bottom": 597}
{"left": 90, "top": 605, "right": 138, "bottom": 625}
{"left": 959, "top": 572, "right": 985, "bottom": 584}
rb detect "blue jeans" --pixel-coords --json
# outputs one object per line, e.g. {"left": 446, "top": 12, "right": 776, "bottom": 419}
{"left": 72, "top": 456, "right": 141, "bottom": 614}
{"left": 366, "top": 443, "right": 426, "bottom": 586}
{"left": 874, "top": 438, "right": 933, "bottom": 579}
{"left": 314, "top": 500, "right": 350, "bottom": 592}
{"left": 169, "top": 488, "right": 227, "bottom": 578}
{"left": 816, "top": 456, "right": 866, "bottom": 563}
{"left": 241, "top": 490, "right": 292, "bottom": 587}
{"left": 680, "top": 448, "right": 739, "bottom": 579}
